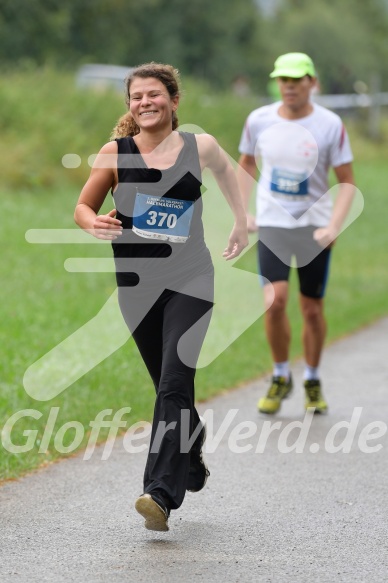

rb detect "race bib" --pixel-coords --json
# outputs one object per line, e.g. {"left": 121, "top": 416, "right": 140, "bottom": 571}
{"left": 271, "top": 168, "right": 309, "bottom": 199}
{"left": 132, "top": 192, "right": 194, "bottom": 243}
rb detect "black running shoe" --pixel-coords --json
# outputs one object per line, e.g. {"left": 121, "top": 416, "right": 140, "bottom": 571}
{"left": 187, "top": 417, "right": 210, "bottom": 493}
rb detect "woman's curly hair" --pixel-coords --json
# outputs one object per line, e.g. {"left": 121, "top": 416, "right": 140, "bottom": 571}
{"left": 111, "top": 62, "right": 181, "bottom": 139}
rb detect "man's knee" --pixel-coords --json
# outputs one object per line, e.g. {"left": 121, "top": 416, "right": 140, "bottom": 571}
{"left": 300, "top": 296, "right": 324, "bottom": 323}
{"left": 265, "top": 283, "right": 288, "bottom": 315}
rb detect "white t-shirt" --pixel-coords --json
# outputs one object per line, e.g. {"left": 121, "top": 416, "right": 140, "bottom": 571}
{"left": 238, "top": 101, "right": 353, "bottom": 228}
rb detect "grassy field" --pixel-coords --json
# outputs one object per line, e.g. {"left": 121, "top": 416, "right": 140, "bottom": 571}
{"left": 1, "top": 68, "right": 388, "bottom": 481}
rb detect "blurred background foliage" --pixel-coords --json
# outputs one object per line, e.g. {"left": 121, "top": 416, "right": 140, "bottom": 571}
{"left": 1, "top": 0, "right": 388, "bottom": 93}
{"left": 1, "top": 0, "right": 388, "bottom": 192}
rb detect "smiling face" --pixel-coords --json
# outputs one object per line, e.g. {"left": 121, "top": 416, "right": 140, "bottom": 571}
{"left": 277, "top": 75, "right": 316, "bottom": 115}
{"left": 128, "top": 77, "right": 179, "bottom": 132}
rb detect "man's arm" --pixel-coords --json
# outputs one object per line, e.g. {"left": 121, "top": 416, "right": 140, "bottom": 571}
{"left": 313, "top": 162, "right": 356, "bottom": 248}
{"left": 236, "top": 153, "right": 258, "bottom": 233}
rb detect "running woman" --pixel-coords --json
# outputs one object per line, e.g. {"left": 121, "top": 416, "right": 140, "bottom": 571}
{"left": 74, "top": 63, "right": 248, "bottom": 531}
{"left": 237, "top": 53, "right": 355, "bottom": 415}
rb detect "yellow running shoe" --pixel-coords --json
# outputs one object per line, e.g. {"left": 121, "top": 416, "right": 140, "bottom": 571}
{"left": 257, "top": 375, "right": 293, "bottom": 414}
{"left": 304, "top": 379, "right": 328, "bottom": 414}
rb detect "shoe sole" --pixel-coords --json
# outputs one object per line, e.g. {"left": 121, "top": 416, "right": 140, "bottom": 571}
{"left": 305, "top": 405, "right": 328, "bottom": 415}
{"left": 135, "top": 495, "right": 169, "bottom": 532}
{"left": 258, "top": 407, "right": 279, "bottom": 414}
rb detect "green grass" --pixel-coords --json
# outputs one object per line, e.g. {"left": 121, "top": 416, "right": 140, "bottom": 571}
{"left": 1, "top": 67, "right": 388, "bottom": 481}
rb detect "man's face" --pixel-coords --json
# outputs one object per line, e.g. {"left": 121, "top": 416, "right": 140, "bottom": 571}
{"left": 276, "top": 75, "right": 316, "bottom": 110}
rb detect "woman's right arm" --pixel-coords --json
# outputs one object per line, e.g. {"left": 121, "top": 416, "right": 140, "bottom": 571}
{"left": 236, "top": 153, "right": 258, "bottom": 233}
{"left": 74, "top": 141, "right": 122, "bottom": 240}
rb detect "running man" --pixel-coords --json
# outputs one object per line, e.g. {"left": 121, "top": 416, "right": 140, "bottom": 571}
{"left": 237, "top": 52, "right": 355, "bottom": 414}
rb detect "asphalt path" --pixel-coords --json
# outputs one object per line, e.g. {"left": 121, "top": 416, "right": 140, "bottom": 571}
{"left": 1, "top": 318, "right": 388, "bottom": 582}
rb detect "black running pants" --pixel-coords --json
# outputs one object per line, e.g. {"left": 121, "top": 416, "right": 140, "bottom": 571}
{"left": 118, "top": 282, "right": 213, "bottom": 509}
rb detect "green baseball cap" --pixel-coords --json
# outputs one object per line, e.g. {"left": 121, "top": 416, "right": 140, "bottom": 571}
{"left": 269, "top": 52, "right": 316, "bottom": 78}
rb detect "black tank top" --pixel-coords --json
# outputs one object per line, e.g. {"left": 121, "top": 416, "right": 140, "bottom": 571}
{"left": 112, "top": 132, "right": 213, "bottom": 287}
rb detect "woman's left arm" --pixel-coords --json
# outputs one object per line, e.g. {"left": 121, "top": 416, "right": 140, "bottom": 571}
{"left": 197, "top": 134, "right": 248, "bottom": 260}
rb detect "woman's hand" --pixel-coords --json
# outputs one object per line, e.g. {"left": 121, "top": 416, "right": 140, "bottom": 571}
{"left": 89, "top": 209, "right": 123, "bottom": 240}
{"left": 222, "top": 222, "right": 249, "bottom": 260}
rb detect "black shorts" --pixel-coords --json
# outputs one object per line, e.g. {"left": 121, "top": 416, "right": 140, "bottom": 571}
{"left": 258, "top": 226, "right": 332, "bottom": 299}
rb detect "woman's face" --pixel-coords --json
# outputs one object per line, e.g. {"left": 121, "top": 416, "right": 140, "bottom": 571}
{"left": 128, "top": 77, "right": 179, "bottom": 131}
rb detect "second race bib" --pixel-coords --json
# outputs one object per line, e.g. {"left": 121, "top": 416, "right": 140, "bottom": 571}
{"left": 270, "top": 168, "right": 309, "bottom": 199}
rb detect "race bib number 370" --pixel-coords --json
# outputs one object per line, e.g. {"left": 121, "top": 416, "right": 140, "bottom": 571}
{"left": 132, "top": 192, "right": 194, "bottom": 243}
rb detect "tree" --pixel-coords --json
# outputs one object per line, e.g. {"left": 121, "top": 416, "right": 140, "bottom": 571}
{"left": 1, "top": 0, "right": 388, "bottom": 92}
{"left": 262, "top": 0, "right": 388, "bottom": 92}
